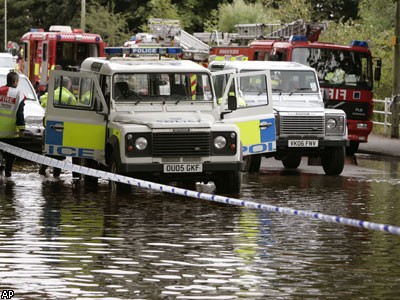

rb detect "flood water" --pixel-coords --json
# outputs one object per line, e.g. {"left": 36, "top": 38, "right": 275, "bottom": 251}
{"left": 1, "top": 154, "right": 400, "bottom": 299}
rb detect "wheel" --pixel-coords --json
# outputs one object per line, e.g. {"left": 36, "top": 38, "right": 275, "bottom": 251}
{"left": 241, "top": 154, "right": 262, "bottom": 172}
{"left": 214, "top": 171, "right": 241, "bottom": 194}
{"left": 346, "top": 141, "right": 359, "bottom": 156}
{"left": 322, "top": 146, "right": 345, "bottom": 175}
{"left": 82, "top": 159, "right": 99, "bottom": 186}
{"left": 282, "top": 154, "right": 302, "bottom": 169}
{"left": 109, "top": 152, "right": 131, "bottom": 193}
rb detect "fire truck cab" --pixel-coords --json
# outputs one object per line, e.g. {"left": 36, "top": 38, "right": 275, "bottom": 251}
{"left": 210, "top": 35, "right": 381, "bottom": 155}
{"left": 19, "top": 25, "right": 105, "bottom": 94}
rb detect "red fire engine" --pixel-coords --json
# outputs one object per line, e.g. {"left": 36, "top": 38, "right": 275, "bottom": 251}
{"left": 18, "top": 25, "right": 105, "bottom": 94}
{"left": 209, "top": 23, "right": 382, "bottom": 154}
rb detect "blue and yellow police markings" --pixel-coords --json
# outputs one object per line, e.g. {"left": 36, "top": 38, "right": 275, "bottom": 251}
{"left": 45, "top": 120, "right": 106, "bottom": 158}
{"left": 236, "top": 117, "right": 276, "bottom": 156}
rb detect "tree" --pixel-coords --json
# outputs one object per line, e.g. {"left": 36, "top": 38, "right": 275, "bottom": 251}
{"left": 85, "top": 2, "right": 131, "bottom": 46}
{"left": 217, "top": 0, "right": 272, "bottom": 33}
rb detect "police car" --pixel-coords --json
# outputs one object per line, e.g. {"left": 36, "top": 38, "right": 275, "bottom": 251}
{"left": 209, "top": 60, "right": 348, "bottom": 175}
{"left": 41, "top": 47, "right": 276, "bottom": 193}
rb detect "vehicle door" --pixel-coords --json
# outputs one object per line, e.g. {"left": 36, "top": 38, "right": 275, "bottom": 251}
{"left": 44, "top": 70, "right": 108, "bottom": 162}
{"left": 212, "top": 70, "right": 276, "bottom": 157}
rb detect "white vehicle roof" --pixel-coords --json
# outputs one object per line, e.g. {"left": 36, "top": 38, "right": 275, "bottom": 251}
{"left": 0, "top": 53, "right": 16, "bottom": 69}
{"left": 80, "top": 57, "right": 211, "bottom": 75}
{"left": 209, "top": 60, "right": 316, "bottom": 72}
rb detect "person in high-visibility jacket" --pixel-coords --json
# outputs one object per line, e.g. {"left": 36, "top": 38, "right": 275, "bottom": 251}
{"left": 40, "top": 76, "right": 77, "bottom": 108}
{"left": 0, "top": 71, "right": 25, "bottom": 177}
{"left": 218, "top": 92, "right": 247, "bottom": 107}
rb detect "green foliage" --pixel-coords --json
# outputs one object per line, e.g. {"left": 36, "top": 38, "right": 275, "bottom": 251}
{"left": 86, "top": 2, "right": 131, "bottom": 46}
{"left": 268, "top": 0, "right": 312, "bottom": 23}
{"left": 217, "top": 0, "right": 270, "bottom": 32}
{"left": 319, "top": 0, "right": 395, "bottom": 100}
{"left": 203, "top": 9, "right": 220, "bottom": 32}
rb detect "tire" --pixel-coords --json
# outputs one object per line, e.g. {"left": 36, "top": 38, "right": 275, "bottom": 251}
{"left": 322, "top": 146, "right": 345, "bottom": 175}
{"left": 282, "top": 154, "right": 302, "bottom": 169}
{"left": 241, "top": 154, "right": 262, "bottom": 172}
{"left": 82, "top": 159, "right": 99, "bottom": 186}
{"left": 109, "top": 152, "right": 130, "bottom": 193}
{"left": 346, "top": 141, "right": 360, "bottom": 156}
{"left": 214, "top": 171, "right": 241, "bottom": 194}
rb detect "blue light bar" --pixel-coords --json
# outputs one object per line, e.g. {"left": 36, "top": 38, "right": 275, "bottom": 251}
{"left": 350, "top": 40, "right": 369, "bottom": 48}
{"left": 289, "top": 35, "right": 309, "bottom": 42}
{"left": 104, "top": 47, "right": 182, "bottom": 56}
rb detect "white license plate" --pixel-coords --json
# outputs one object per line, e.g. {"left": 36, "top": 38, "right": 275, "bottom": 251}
{"left": 164, "top": 163, "right": 203, "bottom": 173}
{"left": 288, "top": 140, "right": 318, "bottom": 147}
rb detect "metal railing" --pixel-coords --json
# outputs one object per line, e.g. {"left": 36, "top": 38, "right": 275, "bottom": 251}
{"left": 373, "top": 98, "right": 392, "bottom": 134}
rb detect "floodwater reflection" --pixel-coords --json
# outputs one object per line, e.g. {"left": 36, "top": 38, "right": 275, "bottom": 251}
{"left": 0, "top": 156, "right": 400, "bottom": 299}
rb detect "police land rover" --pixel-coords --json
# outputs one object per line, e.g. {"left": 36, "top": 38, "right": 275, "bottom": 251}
{"left": 209, "top": 60, "right": 348, "bottom": 175}
{"left": 42, "top": 47, "right": 276, "bottom": 193}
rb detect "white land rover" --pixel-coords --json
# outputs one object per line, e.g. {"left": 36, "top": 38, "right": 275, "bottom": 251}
{"left": 209, "top": 60, "right": 348, "bottom": 175}
{"left": 42, "top": 48, "right": 276, "bottom": 192}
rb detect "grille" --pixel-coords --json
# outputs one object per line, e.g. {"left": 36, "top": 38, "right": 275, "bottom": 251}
{"left": 153, "top": 132, "right": 211, "bottom": 157}
{"left": 280, "top": 115, "right": 325, "bottom": 136}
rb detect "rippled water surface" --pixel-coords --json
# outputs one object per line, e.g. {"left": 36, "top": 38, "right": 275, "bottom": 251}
{"left": 1, "top": 155, "right": 400, "bottom": 299}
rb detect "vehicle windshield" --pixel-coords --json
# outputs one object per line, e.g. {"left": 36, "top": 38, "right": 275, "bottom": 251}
{"left": 112, "top": 72, "right": 213, "bottom": 102}
{"left": 270, "top": 70, "right": 319, "bottom": 94}
{"left": 291, "top": 47, "right": 373, "bottom": 89}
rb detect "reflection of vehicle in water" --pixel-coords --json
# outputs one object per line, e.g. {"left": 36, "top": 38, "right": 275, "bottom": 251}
{"left": 0, "top": 68, "right": 45, "bottom": 153}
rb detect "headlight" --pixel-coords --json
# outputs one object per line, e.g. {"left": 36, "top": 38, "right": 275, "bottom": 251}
{"left": 326, "top": 118, "right": 337, "bottom": 130}
{"left": 135, "top": 137, "right": 148, "bottom": 150}
{"left": 214, "top": 135, "right": 227, "bottom": 149}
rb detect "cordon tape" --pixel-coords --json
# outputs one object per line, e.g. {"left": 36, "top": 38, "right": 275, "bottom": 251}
{"left": 1, "top": 141, "right": 400, "bottom": 236}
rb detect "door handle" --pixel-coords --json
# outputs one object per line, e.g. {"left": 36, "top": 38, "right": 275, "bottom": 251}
{"left": 50, "top": 124, "right": 64, "bottom": 130}
{"left": 259, "top": 122, "right": 272, "bottom": 129}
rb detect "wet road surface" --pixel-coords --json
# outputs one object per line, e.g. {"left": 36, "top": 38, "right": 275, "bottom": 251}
{"left": 0, "top": 154, "right": 400, "bottom": 299}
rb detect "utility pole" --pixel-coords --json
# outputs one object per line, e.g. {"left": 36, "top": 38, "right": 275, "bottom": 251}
{"left": 4, "top": 0, "right": 7, "bottom": 51}
{"left": 81, "top": 0, "right": 86, "bottom": 32}
{"left": 391, "top": 0, "right": 400, "bottom": 138}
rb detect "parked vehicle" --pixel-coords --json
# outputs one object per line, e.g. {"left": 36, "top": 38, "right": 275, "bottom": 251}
{"left": 209, "top": 60, "right": 348, "bottom": 175}
{"left": 0, "top": 68, "right": 45, "bottom": 153}
{"left": 19, "top": 25, "right": 105, "bottom": 94}
{"left": 0, "top": 53, "right": 17, "bottom": 69}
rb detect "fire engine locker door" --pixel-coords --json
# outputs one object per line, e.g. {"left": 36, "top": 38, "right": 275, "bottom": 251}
{"left": 212, "top": 70, "right": 276, "bottom": 157}
{"left": 44, "top": 70, "right": 108, "bottom": 162}
{"left": 40, "top": 42, "right": 49, "bottom": 90}
{"left": 22, "top": 42, "right": 30, "bottom": 79}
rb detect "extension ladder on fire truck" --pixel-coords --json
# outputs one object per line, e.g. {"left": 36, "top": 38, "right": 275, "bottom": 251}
{"left": 235, "top": 19, "right": 328, "bottom": 42}
{"left": 148, "top": 18, "right": 181, "bottom": 45}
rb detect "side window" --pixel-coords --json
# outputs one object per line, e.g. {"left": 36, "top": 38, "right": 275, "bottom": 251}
{"left": 53, "top": 75, "right": 77, "bottom": 107}
{"left": 53, "top": 75, "right": 94, "bottom": 109}
{"left": 78, "top": 77, "right": 94, "bottom": 107}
